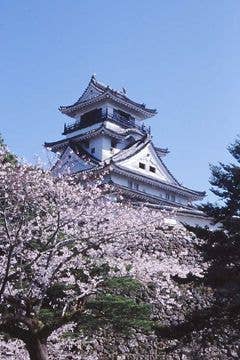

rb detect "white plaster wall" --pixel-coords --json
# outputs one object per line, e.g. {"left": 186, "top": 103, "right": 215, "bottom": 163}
{"left": 111, "top": 174, "right": 163, "bottom": 198}
{"left": 74, "top": 114, "right": 81, "bottom": 121}
{"left": 119, "top": 143, "right": 174, "bottom": 184}
{"left": 88, "top": 135, "right": 112, "bottom": 161}
{"left": 102, "top": 136, "right": 112, "bottom": 160}
{"left": 89, "top": 136, "right": 103, "bottom": 160}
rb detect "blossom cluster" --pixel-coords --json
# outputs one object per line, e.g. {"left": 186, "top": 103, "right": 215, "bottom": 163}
{"left": 0, "top": 148, "right": 207, "bottom": 359}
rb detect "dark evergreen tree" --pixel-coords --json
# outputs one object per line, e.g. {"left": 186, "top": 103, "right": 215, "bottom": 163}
{"left": 187, "top": 137, "right": 240, "bottom": 349}
{"left": 0, "top": 134, "right": 17, "bottom": 164}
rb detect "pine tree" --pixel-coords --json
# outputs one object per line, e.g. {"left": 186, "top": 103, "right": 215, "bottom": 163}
{"left": 189, "top": 137, "right": 240, "bottom": 342}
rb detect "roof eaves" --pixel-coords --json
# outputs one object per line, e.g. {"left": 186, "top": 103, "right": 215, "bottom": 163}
{"left": 111, "top": 164, "right": 205, "bottom": 200}
{"left": 59, "top": 81, "right": 157, "bottom": 117}
{"left": 111, "top": 135, "right": 151, "bottom": 163}
{"left": 69, "top": 142, "right": 101, "bottom": 165}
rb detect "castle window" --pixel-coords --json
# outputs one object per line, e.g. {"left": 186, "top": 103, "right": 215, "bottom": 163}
{"left": 113, "top": 109, "right": 135, "bottom": 126}
{"left": 139, "top": 162, "right": 145, "bottom": 170}
{"left": 170, "top": 194, "right": 176, "bottom": 202}
{"left": 80, "top": 108, "right": 101, "bottom": 128}
{"left": 91, "top": 147, "right": 95, "bottom": 154}
{"left": 113, "top": 109, "right": 130, "bottom": 121}
{"left": 111, "top": 139, "right": 118, "bottom": 148}
{"left": 149, "top": 166, "right": 156, "bottom": 173}
{"left": 128, "top": 180, "right": 133, "bottom": 189}
{"left": 133, "top": 183, "right": 139, "bottom": 191}
{"left": 128, "top": 180, "right": 139, "bottom": 191}
{"left": 166, "top": 193, "right": 170, "bottom": 200}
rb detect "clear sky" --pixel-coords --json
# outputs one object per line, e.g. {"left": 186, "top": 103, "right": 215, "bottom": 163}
{"left": 1, "top": 1, "right": 239, "bottom": 202}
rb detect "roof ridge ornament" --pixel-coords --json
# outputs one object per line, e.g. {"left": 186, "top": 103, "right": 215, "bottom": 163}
{"left": 91, "top": 74, "right": 96, "bottom": 82}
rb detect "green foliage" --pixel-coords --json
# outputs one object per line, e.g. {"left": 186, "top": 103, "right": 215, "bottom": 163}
{"left": 38, "top": 308, "right": 58, "bottom": 324}
{"left": 2, "top": 152, "right": 17, "bottom": 165}
{"left": 46, "top": 283, "right": 67, "bottom": 301}
{"left": 105, "top": 276, "right": 142, "bottom": 292}
{"left": 187, "top": 137, "right": 240, "bottom": 338}
{"left": 191, "top": 138, "right": 240, "bottom": 284}
{"left": 0, "top": 133, "right": 17, "bottom": 165}
{"left": 0, "top": 134, "right": 5, "bottom": 147}
{"left": 85, "top": 293, "right": 152, "bottom": 333}
{"left": 90, "top": 263, "right": 110, "bottom": 278}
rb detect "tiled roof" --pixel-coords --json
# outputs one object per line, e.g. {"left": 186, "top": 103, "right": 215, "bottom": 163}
{"left": 44, "top": 122, "right": 146, "bottom": 152}
{"left": 154, "top": 146, "right": 169, "bottom": 157}
{"left": 70, "top": 143, "right": 100, "bottom": 165}
{"left": 110, "top": 134, "right": 151, "bottom": 162}
{"left": 59, "top": 76, "right": 157, "bottom": 118}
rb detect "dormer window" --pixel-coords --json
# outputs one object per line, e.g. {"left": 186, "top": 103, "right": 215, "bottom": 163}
{"left": 149, "top": 166, "right": 156, "bottom": 173}
{"left": 91, "top": 147, "right": 95, "bottom": 154}
{"left": 139, "top": 162, "right": 145, "bottom": 170}
{"left": 111, "top": 139, "right": 118, "bottom": 148}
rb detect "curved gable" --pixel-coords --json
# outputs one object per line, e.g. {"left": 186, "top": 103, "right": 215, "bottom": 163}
{"left": 116, "top": 142, "right": 179, "bottom": 185}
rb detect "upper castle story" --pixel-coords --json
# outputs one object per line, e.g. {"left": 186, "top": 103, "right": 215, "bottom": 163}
{"left": 59, "top": 75, "right": 156, "bottom": 138}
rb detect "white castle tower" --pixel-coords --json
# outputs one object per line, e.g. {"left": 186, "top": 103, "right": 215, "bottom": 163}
{"left": 45, "top": 75, "right": 208, "bottom": 226}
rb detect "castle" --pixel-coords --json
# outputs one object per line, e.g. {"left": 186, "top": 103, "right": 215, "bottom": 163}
{"left": 45, "top": 76, "right": 209, "bottom": 226}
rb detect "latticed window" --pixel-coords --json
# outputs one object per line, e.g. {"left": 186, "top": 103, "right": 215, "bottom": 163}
{"left": 133, "top": 182, "right": 139, "bottom": 191}
{"left": 128, "top": 180, "right": 139, "bottom": 191}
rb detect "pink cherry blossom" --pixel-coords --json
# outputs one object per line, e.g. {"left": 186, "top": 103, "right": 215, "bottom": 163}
{"left": 0, "top": 147, "right": 206, "bottom": 359}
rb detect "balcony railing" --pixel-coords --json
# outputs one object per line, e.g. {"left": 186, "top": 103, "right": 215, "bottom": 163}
{"left": 63, "top": 109, "right": 151, "bottom": 135}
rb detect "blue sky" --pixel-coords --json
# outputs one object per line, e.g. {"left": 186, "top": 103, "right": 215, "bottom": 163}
{"left": 1, "top": 1, "right": 240, "bottom": 202}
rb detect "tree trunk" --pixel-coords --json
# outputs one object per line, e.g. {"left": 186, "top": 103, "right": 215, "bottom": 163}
{"left": 26, "top": 337, "right": 48, "bottom": 360}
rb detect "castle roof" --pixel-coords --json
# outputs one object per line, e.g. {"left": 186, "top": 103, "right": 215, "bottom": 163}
{"left": 44, "top": 122, "right": 147, "bottom": 152}
{"left": 59, "top": 75, "right": 157, "bottom": 119}
{"left": 46, "top": 132, "right": 205, "bottom": 202}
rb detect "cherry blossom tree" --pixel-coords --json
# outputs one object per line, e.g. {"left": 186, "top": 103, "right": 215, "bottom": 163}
{"left": 0, "top": 146, "right": 205, "bottom": 360}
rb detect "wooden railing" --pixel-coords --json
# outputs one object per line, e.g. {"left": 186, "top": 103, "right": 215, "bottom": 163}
{"left": 63, "top": 110, "right": 151, "bottom": 135}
